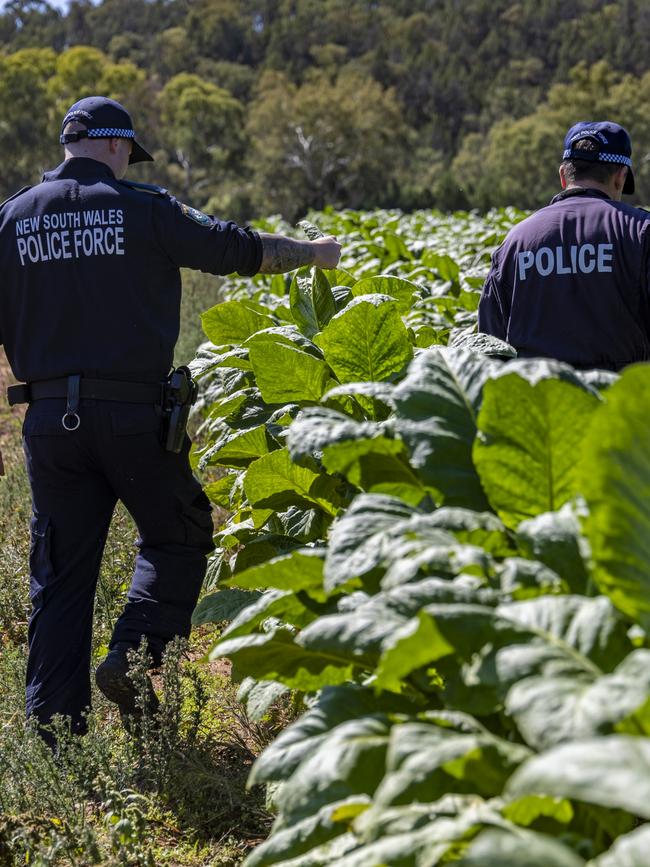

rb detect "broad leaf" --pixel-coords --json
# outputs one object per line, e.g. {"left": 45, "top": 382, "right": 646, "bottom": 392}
{"left": 202, "top": 299, "right": 274, "bottom": 345}
{"left": 589, "top": 825, "right": 650, "bottom": 866}
{"left": 245, "top": 449, "right": 341, "bottom": 516}
{"left": 290, "top": 267, "right": 337, "bottom": 338}
{"left": 350, "top": 275, "right": 420, "bottom": 313}
{"left": 373, "top": 722, "right": 531, "bottom": 807}
{"left": 324, "top": 494, "right": 417, "bottom": 592}
{"left": 225, "top": 549, "right": 327, "bottom": 601}
{"left": 246, "top": 331, "right": 331, "bottom": 403}
{"left": 393, "top": 348, "right": 499, "bottom": 509}
{"left": 211, "top": 627, "right": 362, "bottom": 691}
{"left": 505, "top": 649, "right": 650, "bottom": 751}
{"left": 507, "top": 735, "right": 650, "bottom": 819}
{"left": 315, "top": 295, "right": 413, "bottom": 383}
{"left": 458, "top": 828, "right": 585, "bottom": 866}
{"left": 515, "top": 503, "right": 590, "bottom": 594}
{"left": 192, "top": 588, "right": 261, "bottom": 626}
{"left": 249, "top": 684, "right": 418, "bottom": 787}
{"left": 237, "top": 677, "right": 290, "bottom": 722}
{"left": 273, "top": 717, "right": 391, "bottom": 824}
{"left": 474, "top": 368, "right": 600, "bottom": 527}
{"left": 580, "top": 366, "right": 650, "bottom": 630}
{"left": 244, "top": 797, "right": 369, "bottom": 867}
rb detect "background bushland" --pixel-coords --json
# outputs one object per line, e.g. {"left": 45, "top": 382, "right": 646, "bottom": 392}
{"left": 0, "top": 0, "right": 649, "bottom": 218}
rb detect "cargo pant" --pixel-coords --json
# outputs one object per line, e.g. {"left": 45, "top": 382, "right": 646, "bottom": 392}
{"left": 22, "top": 398, "right": 214, "bottom": 738}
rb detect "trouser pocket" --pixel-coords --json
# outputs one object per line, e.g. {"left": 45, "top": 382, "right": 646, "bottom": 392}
{"left": 29, "top": 515, "right": 55, "bottom": 607}
{"left": 180, "top": 491, "right": 215, "bottom": 553}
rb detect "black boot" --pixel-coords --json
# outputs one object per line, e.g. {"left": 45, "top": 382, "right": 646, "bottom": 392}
{"left": 95, "top": 642, "right": 159, "bottom": 722}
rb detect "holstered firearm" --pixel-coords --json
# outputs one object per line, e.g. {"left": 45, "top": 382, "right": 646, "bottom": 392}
{"left": 160, "top": 366, "right": 198, "bottom": 453}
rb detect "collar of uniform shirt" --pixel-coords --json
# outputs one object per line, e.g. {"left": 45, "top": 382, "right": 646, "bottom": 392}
{"left": 42, "top": 157, "right": 116, "bottom": 183}
{"left": 550, "top": 186, "right": 611, "bottom": 205}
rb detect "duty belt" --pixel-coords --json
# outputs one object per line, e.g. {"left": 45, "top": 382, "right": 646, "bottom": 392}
{"left": 7, "top": 377, "right": 162, "bottom": 407}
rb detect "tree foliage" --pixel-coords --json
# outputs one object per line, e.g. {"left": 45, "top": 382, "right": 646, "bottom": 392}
{"left": 0, "top": 0, "right": 649, "bottom": 216}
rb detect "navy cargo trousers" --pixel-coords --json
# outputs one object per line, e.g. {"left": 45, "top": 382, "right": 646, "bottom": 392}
{"left": 22, "top": 397, "right": 214, "bottom": 736}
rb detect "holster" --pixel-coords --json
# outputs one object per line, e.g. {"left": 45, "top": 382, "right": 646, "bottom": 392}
{"left": 160, "top": 366, "right": 198, "bottom": 453}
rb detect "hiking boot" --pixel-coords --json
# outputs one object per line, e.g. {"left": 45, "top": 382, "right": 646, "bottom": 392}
{"left": 95, "top": 642, "right": 160, "bottom": 721}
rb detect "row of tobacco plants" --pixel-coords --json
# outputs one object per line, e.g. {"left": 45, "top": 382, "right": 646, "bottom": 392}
{"left": 189, "top": 207, "right": 650, "bottom": 866}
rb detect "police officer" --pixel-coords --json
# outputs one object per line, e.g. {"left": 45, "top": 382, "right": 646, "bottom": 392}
{"left": 478, "top": 121, "right": 650, "bottom": 369}
{"left": 0, "top": 96, "right": 341, "bottom": 742}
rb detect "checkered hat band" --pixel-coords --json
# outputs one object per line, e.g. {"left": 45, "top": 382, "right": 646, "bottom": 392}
{"left": 563, "top": 149, "right": 631, "bottom": 167}
{"left": 87, "top": 128, "right": 135, "bottom": 139}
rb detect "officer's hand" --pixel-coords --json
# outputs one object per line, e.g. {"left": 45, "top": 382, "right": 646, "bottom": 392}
{"left": 312, "top": 236, "right": 342, "bottom": 270}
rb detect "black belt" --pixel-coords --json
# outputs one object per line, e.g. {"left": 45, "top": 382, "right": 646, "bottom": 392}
{"left": 7, "top": 377, "right": 162, "bottom": 407}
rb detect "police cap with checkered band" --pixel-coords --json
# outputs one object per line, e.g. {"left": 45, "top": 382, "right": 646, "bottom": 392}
{"left": 60, "top": 96, "right": 154, "bottom": 165}
{"left": 563, "top": 121, "right": 635, "bottom": 195}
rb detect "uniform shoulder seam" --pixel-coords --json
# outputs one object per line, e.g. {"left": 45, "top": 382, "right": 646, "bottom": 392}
{"left": 116, "top": 179, "right": 169, "bottom": 197}
{"left": 0, "top": 185, "right": 33, "bottom": 209}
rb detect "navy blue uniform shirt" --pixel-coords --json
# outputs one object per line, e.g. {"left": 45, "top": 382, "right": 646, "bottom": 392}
{"left": 478, "top": 188, "right": 650, "bottom": 369}
{"left": 0, "top": 157, "right": 262, "bottom": 383}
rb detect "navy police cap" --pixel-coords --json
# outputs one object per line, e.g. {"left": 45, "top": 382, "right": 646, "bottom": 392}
{"left": 60, "top": 96, "right": 153, "bottom": 165}
{"left": 563, "top": 121, "right": 634, "bottom": 195}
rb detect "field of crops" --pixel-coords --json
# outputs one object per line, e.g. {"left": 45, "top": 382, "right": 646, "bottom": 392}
{"left": 185, "top": 207, "right": 650, "bottom": 866}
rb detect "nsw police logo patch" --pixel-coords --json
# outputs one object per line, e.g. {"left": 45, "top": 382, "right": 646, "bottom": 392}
{"left": 181, "top": 203, "right": 212, "bottom": 226}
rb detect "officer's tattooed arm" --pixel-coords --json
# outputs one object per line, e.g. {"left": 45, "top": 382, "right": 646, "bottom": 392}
{"left": 259, "top": 233, "right": 341, "bottom": 273}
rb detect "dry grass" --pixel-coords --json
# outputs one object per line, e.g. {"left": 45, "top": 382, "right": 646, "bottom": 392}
{"left": 0, "top": 316, "right": 275, "bottom": 865}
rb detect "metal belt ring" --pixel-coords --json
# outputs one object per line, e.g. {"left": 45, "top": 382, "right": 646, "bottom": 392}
{"left": 61, "top": 412, "right": 81, "bottom": 431}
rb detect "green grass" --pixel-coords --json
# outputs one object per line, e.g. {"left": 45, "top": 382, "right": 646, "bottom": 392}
{"left": 0, "top": 273, "right": 272, "bottom": 866}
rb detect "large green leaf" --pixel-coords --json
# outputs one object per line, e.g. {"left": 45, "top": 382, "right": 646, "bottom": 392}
{"left": 507, "top": 735, "right": 650, "bottom": 819}
{"left": 392, "top": 348, "right": 499, "bottom": 509}
{"left": 323, "top": 494, "right": 418, "bottom": 592}
{"left": 589, "top": 825, "right": 650, "bottom": 866}
{"left": 225, "top": 549, "right": 326, "bottom": 598}
{"left": 201, "top": 299, "right": 274, "bottom": 345}
{"left": 244, "top": 797, "right": 368, "bottom": 867}
{"left": 474, "top": 367, "right": 600, "bottom": 527}
{"left": 458, "top": 828, "right": 586, "bottom": 866}
{"left": 237, "top": 677, "right": 290, "bottom": 722}
{"left": 211, "top": 627, "right": 362, "bottom": 691}
{"left": 497, "top": 595, "right": 632, "bottom": 673}
{"left": 192, "top": 588, "right": 261, "bottom": 626}
{"left": 201, "top": 424, "right": 270, "bottom": 468}
{"left": 350, "top": 275, "right": 420, "bottom": 313}
{"left": 505, "top": 648, "right": 650, "bottom": 751}
{"left": 247, "top": 331, "right": 331, "bottom": 403}
{"left": 220, "top": 589, "right": 319, "bottom": 639}
{"left": 290, "top": 267, "right": 337, "bottom": 338}
{"left": 315, "top": 295, "right": 413, "bottom": 383}
{"left": 273, "top": 717, "right": 391, "bottom": 825}
{"left": 498, "top": 557, "right": 567, "bottom": 600}
{"left": 322, "top": 437, "right": 426, "bottom": 506}
{"left": 375, "top": 598, "right": 625, "bottom": 716}
{"left": 287, "top": 407, "right": 388, "bottom": 466}
{"left": 580, "top": 366, "right": 650, "bottom": 630}
{"left": 244, "top": 449, "right": 341, "bottom": 516}
{"left": 249, "top": 684, "right": 418, "bottom": 787}
{"left": 515, "top": 504, "right": 590, "bottom": 594}
{"left": 372, "top": 721, "right": 531, "bottom": 806}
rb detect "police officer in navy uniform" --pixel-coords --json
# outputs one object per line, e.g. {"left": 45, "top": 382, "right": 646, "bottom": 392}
{"left": 479, "top": 121, "right": 650, "bottom": 370}
{"left": 0, "top": 96, "right": 341, "bottom": 743}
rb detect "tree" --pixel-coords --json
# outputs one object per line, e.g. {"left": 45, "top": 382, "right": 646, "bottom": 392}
{"left": 246, "top": 68, "right": 411, "bottom": 220}
{"left": 0, "top": 47, "right": 58, "bottom": 195}
{"left": 452, "top": 62, "right": 650, "bottom": 210}
{"left": 157, "top": 73, "right": 245, "bottom": 202}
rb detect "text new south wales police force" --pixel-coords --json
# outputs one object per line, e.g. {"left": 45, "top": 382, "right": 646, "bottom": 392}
{"left": 14, "top": 209, "right": 125, "bottom": 266}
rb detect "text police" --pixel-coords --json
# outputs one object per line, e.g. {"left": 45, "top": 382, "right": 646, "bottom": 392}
{"left": 516, "top": 243, "right": 613, "bottom": 280}
{"left": 15, "top": 208, "right": 125, "bottom": 264}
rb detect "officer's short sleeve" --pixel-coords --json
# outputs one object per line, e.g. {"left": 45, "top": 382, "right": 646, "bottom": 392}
{"left": 151, "top": 195, "right": 263, "bottom": 277}
{"left": 478, "top": 270, "right": 507, "bottom": 340}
